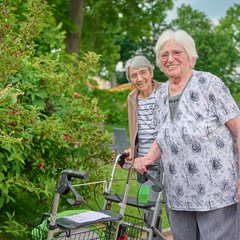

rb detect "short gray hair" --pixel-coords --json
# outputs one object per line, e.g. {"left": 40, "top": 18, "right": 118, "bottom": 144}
{"left": 155, "top": 29, "right": 199, "bottom": 67}
{"left": 125, "top": 55, "right": 154, "bottom": 82}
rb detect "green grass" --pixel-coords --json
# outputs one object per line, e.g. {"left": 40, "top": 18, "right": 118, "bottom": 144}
{"left": 92, "top": 164, "right": 170, "bottom": 230}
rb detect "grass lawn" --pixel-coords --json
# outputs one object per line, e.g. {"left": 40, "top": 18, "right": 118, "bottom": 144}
{"left": 93, "top": 163, "right": 170, "bottom": 230}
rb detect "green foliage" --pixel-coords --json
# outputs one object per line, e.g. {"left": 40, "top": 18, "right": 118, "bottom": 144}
{"left": 2, "top": 0, "right": 66, "bottom": 56}
{"left": 0, "top": 212, "right": 28, "bottom": 238}
{"left": 0, "top": 1, "right": 114, "bottom": 238}
{"left": 89, "top": 89, "right": 130, "bottom": 132}
{"left": 47, "top": 0, "right": 174, "bottom": 80}
{"left": 171, "top": 4, "right": 240, "bottom": 84}
{"left": 217, "top": 3, "right": 240, "bottom": 51}
{"left": 216, "top": 3, "right": 240, "bottom": 95}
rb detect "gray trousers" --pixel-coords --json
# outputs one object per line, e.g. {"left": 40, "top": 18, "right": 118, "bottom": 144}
{"left": 169, "top": 203, "right": 239, "bottom": 240}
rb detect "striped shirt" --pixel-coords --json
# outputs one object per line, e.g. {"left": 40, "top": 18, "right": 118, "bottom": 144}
{"left": 137, "top": 90, "right": 157, "bottom": 157}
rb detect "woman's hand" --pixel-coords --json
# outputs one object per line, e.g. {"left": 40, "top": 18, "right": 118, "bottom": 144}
{"left": 134, "top": 141, "right": 161, "bottom": 174}
{"left": 134, "top": 156, "right": 148, "bottom": 174}
{"left": 226, "top": 116, "right": 240, "bottom": 202}
{"left": 123, "top": 148, "right": 132, "bottom": 162}
{"left": 237, "top": 178, "right": 240, "bottom": 202}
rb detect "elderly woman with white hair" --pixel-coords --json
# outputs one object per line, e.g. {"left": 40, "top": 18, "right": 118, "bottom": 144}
{"left": 123, "top": 55, "right": 169, "bottom": 239}
{"left": 134, "top": 29, "right": 240, "bottom": 240}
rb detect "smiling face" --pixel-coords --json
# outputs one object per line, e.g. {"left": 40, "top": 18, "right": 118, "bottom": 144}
{"left": 129, "top": 67, "right": 153, "bottom": 97}
{"left": 158, "top": 40, "right": 195, "bottom": 81}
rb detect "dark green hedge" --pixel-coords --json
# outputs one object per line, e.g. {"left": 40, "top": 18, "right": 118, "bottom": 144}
{"left": 89, "top": 89, "right": 130, "bottom": 133}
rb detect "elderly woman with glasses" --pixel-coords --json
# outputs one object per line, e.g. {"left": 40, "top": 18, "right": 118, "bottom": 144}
{"left": 123, "top": 55, "right": 169, "bottom": 239}
{"left": 134, "top": 29, "right": 240, "bottom": 240}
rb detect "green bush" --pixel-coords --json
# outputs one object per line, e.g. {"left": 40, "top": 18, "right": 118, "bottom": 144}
{"left": 89, "top": 89, "right": 130, "bottom": 133}
{"left": 0, "top": 1, "right": 113, "bottom": 239}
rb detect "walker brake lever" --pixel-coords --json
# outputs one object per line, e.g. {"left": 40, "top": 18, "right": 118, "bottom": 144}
{"left": 66, "top": 182, "right": 83, "bottom": 206}
{"left": 144, "top": 172, "right": 164, "bottom": 192}
{"left": 137, "top": 172, "right": 148, "bottom": 183}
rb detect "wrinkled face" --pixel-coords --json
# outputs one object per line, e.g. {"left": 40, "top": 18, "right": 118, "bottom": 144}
{"left": 158, "top": 40, "right": 195, "bottom": 79}
{"left": 128, "top": 67, "right": 153, "bottom": 92}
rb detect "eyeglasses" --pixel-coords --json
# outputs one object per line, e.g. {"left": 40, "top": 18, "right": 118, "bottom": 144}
{"left": 159, "top": 50, "right": 184, "bottom": 61}
{"left": 129, "top": 69, "right": 149, "bottom": 81}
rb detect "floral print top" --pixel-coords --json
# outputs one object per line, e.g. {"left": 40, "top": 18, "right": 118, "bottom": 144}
{"left": 153, "top": 70, "right": 240, "bottom": 211}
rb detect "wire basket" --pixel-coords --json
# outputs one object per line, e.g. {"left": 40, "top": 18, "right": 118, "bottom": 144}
{"left": 121, "top": 214, "right": 146, "bottom": 240}
{"left": 28, "top": 220, "right": 116, "bottom": 240}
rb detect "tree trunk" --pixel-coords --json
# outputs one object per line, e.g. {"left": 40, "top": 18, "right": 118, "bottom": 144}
{"left": 65, "top": 0, "right": 84, "bottom": 54}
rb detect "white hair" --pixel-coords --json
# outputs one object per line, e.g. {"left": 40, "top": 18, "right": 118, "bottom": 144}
{"left": 155, "top": 29, "right": 199, "bottom": 67}
{"left": 125, "top": 55, "right": 154, "bottom": 82}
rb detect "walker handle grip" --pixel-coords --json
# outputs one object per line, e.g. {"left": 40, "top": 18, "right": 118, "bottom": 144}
{"left": 117, "top": 152, "right": 129, "bottom": 168}
{"left": 57, "top": 170, "right": 88, "bottom": 195}
{"left": 62, "top": 169, "right": 88, "bottom": 180}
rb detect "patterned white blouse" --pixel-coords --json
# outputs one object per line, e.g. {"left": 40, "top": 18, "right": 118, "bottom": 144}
{"left": 153, "top": 70, "right": 240, "bottom": 211}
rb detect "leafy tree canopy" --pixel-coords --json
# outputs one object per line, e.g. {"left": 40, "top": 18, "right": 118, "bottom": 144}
{"left": 170, "top": 4, "right": 240, "bottom": 82}
{"left": 47, "top": 0, "right": 174, "bottom": 80}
